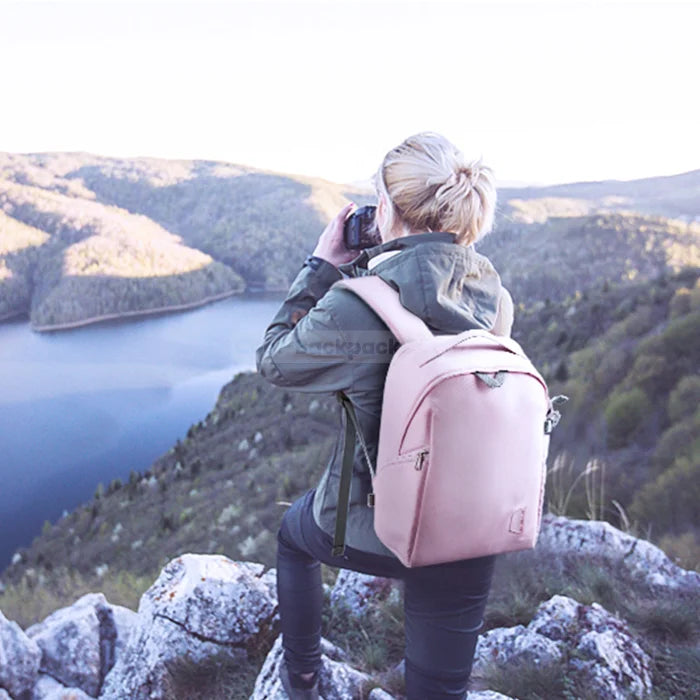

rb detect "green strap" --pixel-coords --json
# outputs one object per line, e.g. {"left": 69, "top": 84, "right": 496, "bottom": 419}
{"left": 333, "top": 392, "right": 356, "bottom": 557}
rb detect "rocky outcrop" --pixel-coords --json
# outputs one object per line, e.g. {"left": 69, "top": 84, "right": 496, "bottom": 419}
{"left": 474, "top": 594, "right": 653, "bottom": 700}
{"left": 251, "top": 636, "right": 371, "bottom": 700}
{"left": 538, "top": 514, "right": 700, "bottom": 592}
{"left": 0, "top": 609, "right": 41, "bottom": 698}
{"left": 100, "top": 554, "right": 277, "bottom": 699}
{"left": 1, "top": 595, "right": 134, "bottom": 700}
{"left": 25, "top": 593, "right": 136, "bottom": 698}
{"left": 330, "top": 570, "right": 397, "bottom": 616}
{"left": 32, "top": 673, "right": 93, "bottom": 699}
{"left": 1, "top": 516, "right": 697, "bottom": 699}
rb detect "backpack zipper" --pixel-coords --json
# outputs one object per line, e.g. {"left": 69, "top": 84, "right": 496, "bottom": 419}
{"left": 414, "top": 449, "right": 429, "bottom": 471}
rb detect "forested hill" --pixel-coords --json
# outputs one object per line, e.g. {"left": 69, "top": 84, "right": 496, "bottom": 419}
{"left": 0, "top": 153, "right": 357, "bottom": 329}
{"left": 498, "top": 168, "right": 700, "bottom": 223}
{"left": 3, "top": 268, "right": 698, "bottom": 609}
{"left": 1, "top": 152, "right": 698, "bottom": 330}
{"left": 1, "top": 157, "right": 698, "bottom": 670}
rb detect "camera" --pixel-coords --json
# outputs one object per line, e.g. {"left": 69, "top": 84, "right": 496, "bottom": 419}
{"left": 343, "top": 205, "right": 382, "bottom": 250}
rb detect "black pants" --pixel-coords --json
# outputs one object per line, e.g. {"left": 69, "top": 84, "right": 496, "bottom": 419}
{"left": 277, "top": 490, "right": 496, "bottom": 700}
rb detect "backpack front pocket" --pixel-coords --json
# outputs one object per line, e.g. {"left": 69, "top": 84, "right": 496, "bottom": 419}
{"left": 372, "top": 450, "right": 429, "bottom": 566}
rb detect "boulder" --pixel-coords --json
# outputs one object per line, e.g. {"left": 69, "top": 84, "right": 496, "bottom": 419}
{"left": 538, "top": 515, "right": 700, "bottom": 592}
{"left": 0, "top": 688, "right": 10, "bottom": 700}
{"left": 474, "top": 594, "right": 652, "bottom": 700}
{"left": 259, "top": 567, "right": 278, "bottom": 601}
{"left": 25, "top": 593, "right": 135, "bottom": 698}
{"left": 475, "top": 624, "right": 564, "bottom": 668}
{"left": 32, "top": 673, "right": 93, "bottom": 699}
{"left": 251, "top": 635, "right": 370, "bottom": 700}
{"left": 330, "top": 571, "right": 397, "bottom": 616}
{"left": 100, "top": 554, "right": 277, "bottom": 699}
{"left": 0, "top": 608, "right": 41, "bottom": 699}
{"left": 367, "top": 689, "right": 395, "bottom": 699}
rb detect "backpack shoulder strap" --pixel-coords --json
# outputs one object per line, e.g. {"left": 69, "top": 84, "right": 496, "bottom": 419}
{"left": 333, "top": 276, "right": 433, "bottom": 344}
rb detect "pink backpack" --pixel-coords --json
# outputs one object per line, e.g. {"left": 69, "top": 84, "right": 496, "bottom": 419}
{"left": 331, "top": 276, "right": 566, "bottom": 567}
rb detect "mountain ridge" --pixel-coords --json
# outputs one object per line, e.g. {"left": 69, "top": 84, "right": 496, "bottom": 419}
{"left": 1, "top": 152, "right": 698, "bottom": 329}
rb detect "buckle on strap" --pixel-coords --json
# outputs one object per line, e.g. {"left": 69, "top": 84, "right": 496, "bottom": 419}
{"left": 544, "top": 395, "right": 569, "bottom": 434}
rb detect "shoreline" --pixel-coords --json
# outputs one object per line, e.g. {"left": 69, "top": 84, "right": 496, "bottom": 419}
{"left": 0, "top": 309, "right": 29, "bottom": 323}
{"left": 30, "top": 289, "right": 243, "bottom": 332}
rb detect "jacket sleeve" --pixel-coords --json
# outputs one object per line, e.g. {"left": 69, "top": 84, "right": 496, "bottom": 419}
{"left": 255, "top": 258, "right": 355, "bottom": 394}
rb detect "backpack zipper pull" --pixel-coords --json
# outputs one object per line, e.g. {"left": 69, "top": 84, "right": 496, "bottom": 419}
{"left": 415, "top": 450, "right": 428, "bottom": 471}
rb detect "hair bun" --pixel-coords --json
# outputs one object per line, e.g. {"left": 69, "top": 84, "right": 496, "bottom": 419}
{"left": 377, "top": 132, "right": 497, "bottom": 245}
{"left": 458, "top": 164, "right": 481, "bottom": 186}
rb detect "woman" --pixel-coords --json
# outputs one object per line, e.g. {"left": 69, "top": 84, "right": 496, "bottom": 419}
{"left": 256, "top": 132, "right": 512, "bottom": 699}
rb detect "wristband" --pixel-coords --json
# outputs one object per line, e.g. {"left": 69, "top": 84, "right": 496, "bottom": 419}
{"left": 303, "top": 255, "right": 324, "bottom": 271}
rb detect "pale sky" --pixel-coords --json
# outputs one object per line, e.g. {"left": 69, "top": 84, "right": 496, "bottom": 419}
{"left": 1, "top": 0, "right": 698, "bottom": 185}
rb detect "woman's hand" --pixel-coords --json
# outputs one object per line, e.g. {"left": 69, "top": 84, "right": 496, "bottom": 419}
{"left": 311, "top": 203, "right": 359, "bottom": 268}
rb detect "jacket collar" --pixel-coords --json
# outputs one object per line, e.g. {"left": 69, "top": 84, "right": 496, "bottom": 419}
{"left": 338, "top": 231, "right": 458, "bottom": 277}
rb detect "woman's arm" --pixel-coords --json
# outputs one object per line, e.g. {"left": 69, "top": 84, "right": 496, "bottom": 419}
{"left": 255, "top": 257, "right": 356, "bottom": 393}
{"left": 255, "top": 204, "right": 365, "bottom": 393}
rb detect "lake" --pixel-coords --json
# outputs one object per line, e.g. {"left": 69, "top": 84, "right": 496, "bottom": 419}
{"left": 0, "top": 293, "right": 284, "bottom": 571}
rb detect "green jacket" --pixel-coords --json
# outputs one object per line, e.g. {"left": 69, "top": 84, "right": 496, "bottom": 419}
{"left": 255, "top": 231, "right": 509, "bottom": 557}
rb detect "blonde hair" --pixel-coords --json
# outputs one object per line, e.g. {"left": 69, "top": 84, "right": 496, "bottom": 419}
{"left": 374, "top": 132, "right": 497, "bottom": 246}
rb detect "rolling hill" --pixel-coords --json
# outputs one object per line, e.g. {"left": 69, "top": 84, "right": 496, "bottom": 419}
{"left": 1, "top": 152, "right": 697, "bottom": 328}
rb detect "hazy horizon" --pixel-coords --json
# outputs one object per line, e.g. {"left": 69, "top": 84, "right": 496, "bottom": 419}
{"left": 2, "top": 147, "right": 697, "bottom": 191}
{"left": 1, "top": 1, "right": 699, "bottom": 186}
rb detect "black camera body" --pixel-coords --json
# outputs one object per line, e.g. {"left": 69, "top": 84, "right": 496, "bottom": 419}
{"left": 343, "top": 205, "right": 381, "bottom": 250}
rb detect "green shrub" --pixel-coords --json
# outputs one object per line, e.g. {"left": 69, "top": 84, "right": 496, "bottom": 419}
{"left": 652, "top": 412, "right": 700, "bottom": 472}
{"left": 658, "top": 531, "right": 700, "bottom": 571}
{"left": 630, "top": 456, "right": 700, "bottom": 532}
{"left": 604, "top": 387, "right": 651, "bottom": 449}
{"left": 668, "top": 375, "right": 700, "bottom": 423}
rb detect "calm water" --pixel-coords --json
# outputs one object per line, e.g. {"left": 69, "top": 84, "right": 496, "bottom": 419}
{"left": 0, "top": 294, "right": 284, "bottom": 571}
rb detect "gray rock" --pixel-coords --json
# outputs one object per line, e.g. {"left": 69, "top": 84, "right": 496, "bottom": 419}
{"left": 259, "top": 567, "right": 278, "bottom": 600}
{"left": 330, "top": 570, "right": 396, "bottom": 616}
{"left": 571, "top": 627, "right": 652, "bottom": 699}
{"left": 474, "top": 625, "right": 564, "bottom": 670}
{"left": 101, "top": 554, "right": 277, "bottom": 699}
{"left": 534, "top": 594, "right": 652, "bottom": 698}
{"left": 32, "top": 673, "right": 93, "bottom": 699}
{"left": 0, "top": 608, "right": 41, "bottom": 698}
{"left": 320, "top": 637, "right": 348, "bottom": 662}
{"left": 251, "top": 635, "right": 370, "bottom": 700}
{"left": 538, "top": 515, "right": 700, "bottom": 592}
{"left": 0, "top": 687, "right": 11, "bottom": 700}
{"left": 475, "top": 595, "right": 652, "bottom": 700}
{"left": 367, "top": 689, "right": 395, "bottom": 700}
{"left": 26, "top": 592, "right": 123, "bottom": 698}
{"left": 112, "top": 605, "right": 138, "bottom": 660}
